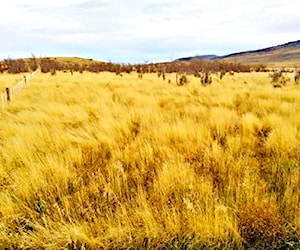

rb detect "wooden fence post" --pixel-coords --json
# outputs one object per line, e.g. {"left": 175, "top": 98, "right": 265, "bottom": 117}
{"left": 6, "top": 88, "right": 11, "bottom": 102}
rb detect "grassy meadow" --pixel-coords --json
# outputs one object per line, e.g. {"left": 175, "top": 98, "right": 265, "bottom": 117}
{"left": 0, "top": 71, "right": 300, "bottom": 249}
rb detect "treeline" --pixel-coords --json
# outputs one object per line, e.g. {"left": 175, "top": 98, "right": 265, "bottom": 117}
{"left": 0, "top": 57, "right": 253, "bottom": 75}
{"left": 0, "top": 58, "right": 38, "bottom": 74}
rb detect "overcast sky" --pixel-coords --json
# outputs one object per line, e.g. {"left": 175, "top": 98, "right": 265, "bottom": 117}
{"left": 0, "top": 0, "right": 299, "bottom": 63}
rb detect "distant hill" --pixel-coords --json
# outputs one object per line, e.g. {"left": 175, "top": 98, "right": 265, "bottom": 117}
{"left": 219, "top": 40, "right": 300, "bottom": 67}
{"left": 176, "top": 55, "right": 218, "bottom": 61}
{"left": 32, "top": 56, "right": 97, "bottom": 65}
{"left": 176, "top": 40, "right": 300, "bottom": 67}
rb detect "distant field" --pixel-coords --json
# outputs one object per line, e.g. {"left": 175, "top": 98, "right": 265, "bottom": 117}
{"left": 0, "top": 72, "right": 299, "bottom": 249}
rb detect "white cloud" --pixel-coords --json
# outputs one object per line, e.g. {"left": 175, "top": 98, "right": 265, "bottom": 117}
{"left": 0, "top": 0, "right": 299, "bottom": 62}
{"left": 56, "top": 33, "right": 104, "bottom": 44}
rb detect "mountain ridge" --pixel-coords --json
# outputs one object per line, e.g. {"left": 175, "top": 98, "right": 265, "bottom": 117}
{"left": 176, "top": 40, "right": 300, "bottom": 67}
{"left": 219, "top": 40, "right": 300, "bottom": 59}
{"left": 176, "top": 54, "right": 218, "bottom": 61}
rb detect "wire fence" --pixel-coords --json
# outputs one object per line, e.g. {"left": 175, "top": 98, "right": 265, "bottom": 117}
{"left": 1, "top": 70, "right": 37, "bottom": 108}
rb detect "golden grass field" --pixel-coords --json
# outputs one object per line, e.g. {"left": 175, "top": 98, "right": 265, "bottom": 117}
{"left": 0, "top": 71, "right": 300, "bottom": 249}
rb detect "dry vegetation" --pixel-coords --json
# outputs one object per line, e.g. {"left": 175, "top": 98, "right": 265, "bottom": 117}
{"left": 0, "top": 71, "right": 300, "bottom": 249}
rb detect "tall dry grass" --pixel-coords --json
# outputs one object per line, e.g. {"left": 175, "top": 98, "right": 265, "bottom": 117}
{"left": 0, "top": 71, "right": 299, "bottom": 249}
